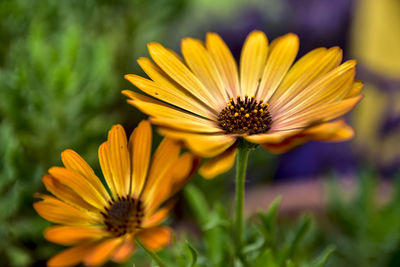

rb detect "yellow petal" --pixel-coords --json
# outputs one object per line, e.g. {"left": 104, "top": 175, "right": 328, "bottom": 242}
{"left": 181, "top": 38, "right": 228, "bottom": 108}
{"left": 34, "top": 195, "right": 100, "bottom": 225}
{"left": 137, "top": 226, "right": 172, "bottom": 252}
{"left": 107, "top": 125, "right": 131, "bottom": 196}
{"left": 240, "top": 30, "right": 269, "bottom": 96}
{"left": 42, "top": 174, "right": 97, "bottom": 213}
{"left": 199, "top": 144, "right": 237, "bottom": 179}
{"left": 61, "top": 149, "right": 110, "bottom": 202}
{"left": 44, "top": 226, "right": 107, "bottom": 245}
{"left": 48, "top": 242, "right": 100, "bottom": 267}
{"left": 111, "top": 236, "right": 136, "bottom": 263}
{"left": 262, "top": 119, "right": 354, "bottom": 153}
{"left": 84, "top": 238, "right": 123, "bottom": 266}
{"left": 158, "top": 128, "right": 236, "bottom": 157}
{"left": 48, "top": 167, "right": 108, "bottom": 211}
{"left": 244, "top": 129, "right": 300, "bottom": 144}
{"left": 123, "top": 90, "right": 221, "bottom": 133}
{"left": 125, "top": 68, "right": 215, "bottom": 119}
{"left": 98, "top": 142, "right": 118, "bottom": 197}
{"left": 128, "top": 120, "right": 152, "bottom": 198}
{"left": 206, "top": 32, "right": 240, "bottom": 97}
{"left": 257, "top": 33, "right": 299, "bottom": 101}
{"left": 345, "top": 80, "right": 363, "bottom": 98}
{"left": 148, "top": 42, "right": 221, "bottom": 111}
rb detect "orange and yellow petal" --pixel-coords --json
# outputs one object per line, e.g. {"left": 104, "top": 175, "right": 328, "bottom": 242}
{"left": 48, "top": 167, "right": 108, "bottom": 211}
{"left": 44, "top": 226, "right": 107, "bottom": 246}
{"left": 137, "top": 226, "right": 172, "bottom": 252}
{"left": 111, "top": 236, "right": 136, "bottom": 263}
{"left": 262, "top": 119, "right": 354, "bottom": 153}
{"left": 128, "top": 120, "right": 152, "bottom": 198}
{"left": 142, "top": 201, "right": 176, "bottom": 228}
{"left": 34, "top": 195, "right": 100, "bottom": 226}
{"left": 199, "top": 144, "right": 237, "bottom": 179}
{"left": 84, "top": 238, "right": 124, "bottom": 266}
{"left": 257, "top": 33, "right": 299, "bottom": 101}
{"left": 48, "top": 242, "right": 101, "bottom": 267}
{"left": 98, "top": 142, "right": 118, "bottom": 197}
{"left": 61, "top": 150, "right": 110, "bottom": 202}
{"left": 206, "top": 32, "right": 240, "bottom": 97}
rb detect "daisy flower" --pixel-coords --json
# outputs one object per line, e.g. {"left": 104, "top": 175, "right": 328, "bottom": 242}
{"left": 34, "top": 121, "right": 198, "bottom": 267}
{"left": 123, "top": 31, "right": 363, "bottom": 179}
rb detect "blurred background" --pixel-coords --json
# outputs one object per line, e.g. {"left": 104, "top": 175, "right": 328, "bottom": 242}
{"left": 0, "top": 0, "right": 399, "bottom": 266}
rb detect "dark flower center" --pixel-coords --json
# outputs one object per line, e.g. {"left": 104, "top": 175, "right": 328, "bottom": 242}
{"left": 101, "top": 196, "right": 144, "bottom": 236}
{"left": 218, "top": 95, "right": 272, "bottom": 135}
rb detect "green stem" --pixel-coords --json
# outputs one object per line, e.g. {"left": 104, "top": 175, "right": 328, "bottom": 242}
{"left": 234, "top": 139, "right": 251, "bottom": 253}
{"left": 136, "top": 239, "right": 166, "bottom": 267}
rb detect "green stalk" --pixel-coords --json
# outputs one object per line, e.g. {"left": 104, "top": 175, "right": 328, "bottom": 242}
{"left": 136, "top": 239, "right": 166, "bottom": 267}
{"left": 234, "top": 139, "right": 251, "bottom": 252}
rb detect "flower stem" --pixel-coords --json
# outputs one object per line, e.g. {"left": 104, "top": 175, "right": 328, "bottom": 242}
{"left": 234, "top": 139, "right": 251, "bottom": 253}
{"left": 136, "top": 239, "right": 166, "bottom": 267}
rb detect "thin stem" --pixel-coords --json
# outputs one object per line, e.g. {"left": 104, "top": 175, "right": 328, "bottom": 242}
{"left": 234, "top": 139, "right": 251, "bottom": 253}
{"left": 136, "top": 239, "right": 166, "bottom": 267}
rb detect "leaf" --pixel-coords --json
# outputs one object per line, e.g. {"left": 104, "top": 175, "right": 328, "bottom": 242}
{"left": 185, "top": 242, "right": 198, "bottom": 267}
{"left": 309, "top": 245, "right": 336, "bottom": 267}
{"left": 254, "top": 248, "right": 278, "bottom": 267}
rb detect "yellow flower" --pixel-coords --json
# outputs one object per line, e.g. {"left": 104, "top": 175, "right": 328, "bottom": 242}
{"left": 123, "top": 31, "right": 363, "bottom": 179}
{"left": 34, "top": 121, "right": 198, "bottom": 267}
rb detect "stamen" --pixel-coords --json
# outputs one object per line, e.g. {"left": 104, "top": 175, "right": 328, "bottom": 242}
{"left": 218, "top": 95, "right": 272, "bottom": 135}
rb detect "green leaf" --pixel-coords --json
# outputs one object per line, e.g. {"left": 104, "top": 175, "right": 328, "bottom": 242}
{"left": 185, "top": 242, "right": 198, "bottom": 267}
{"left": 254, "top": 248, "right": 278, "bottom": 267}
{"left": 309, "top": 245, "right": 336, "bottom": 267}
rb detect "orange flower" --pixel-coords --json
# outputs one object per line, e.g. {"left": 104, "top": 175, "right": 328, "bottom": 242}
{"left": 123, "top": 31, "right": 363, "bottom": 179}
{"left": 34, "top": 121, "right": 198, "bottom": 267}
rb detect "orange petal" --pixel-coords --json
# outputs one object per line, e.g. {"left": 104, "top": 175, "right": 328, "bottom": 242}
{"left": 42, "top": 174, "right": 97, "bottom": 213}
{"left": 44, "top": 226, "right": 107, "bottom": 245}
{"left": 137, "top": 226, "right": 172, "bottom": 252}
{"left": 84, "top": 238, "right": 123, "bottom": 266}
{"left": 47, "top": 242, "right": 100, "bottom": 267}
{"left": 48, "top": 167, "right": 107, "bottom": 211}
{"left": 98, "top": 142, "right": 118, "bottom": 197}
{"left": 111, "top": 236, "right": 136, "bottom": 263}
{"left": 34, "top": 195, "right": 100, "bottom": 226}
{"left": 142, "top": 200, "right": 176, "bottom": 228}
{"left": 262, "top": 119, "right": 354, "bottom": 153}
{"left": 243, "top": 130, "right": 300, "bottom": 145}
{"left": 206, "top": 32, "right": 240, "bottom": 97}
{"left": 61, "top": 150, "right": 110, "bottom": 202}
{"left": 107, "top": 125, "right": 131, "bottom": 196}
{"left": 199, "top": 144, "right": 237, "bottom": 179}
{"left": 129, "top": 120, "right": 152, "bottom": 198}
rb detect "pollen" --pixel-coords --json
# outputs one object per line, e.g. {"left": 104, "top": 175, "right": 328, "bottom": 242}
{"left": 101, "top": 196, "right": 144, "bottom": 237}
{"left": 218, "top": 95, "right": 272, "bottom": 135}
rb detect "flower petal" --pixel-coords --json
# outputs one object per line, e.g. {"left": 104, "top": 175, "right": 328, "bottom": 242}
{"left": 44, "top": 226, "right": 107, "bottom": 245}
{"left": 257, "top": 33, "right": 299, "bottom": 101}
{"left": 269, "top": 46, "right": 342, "bottom": 110}
{"left": 128, "top": 120, "right": 152, "bottom": 198}
{"left": 240, "top": 30, "right": 269, "bottom": 97}
{"left": 42, "top": 174, "right": 97, "bottom": 213}
{"left": 47, "top": 242, "right": 100, "bottom": 267}
{"left": 142, "top": 200, "right": 176, "bottom": 228}
{"left": 123, "top": 90, "right": 222, "bottom": 133}
{"left": 61, "top": 150, "right": 110, "bottom": 202}
{"left": 137, "top": 226, "right": 172, "bottom": 252}
{"left": 244, "top": 130, "right": 300, "bottom": 144}
{"left": 111, "top": 236, "right": 136, "bottom": 263}
{"left": 84, "top": 238, "right": 123, "bottom": 266}
{"left": 158, "top": 128, "right": 236, "bottom": 158}
{"left": 262, "top": 119, "right": 354, "bottom": 153}
{"left": 345, "top": 80, "right": 363, "bottom": 98}
{"left": 148, "top": 42, "right": 221, "bottom": 111}
{"left": 199, "top": 144, "right": 237, "bottom": 179}
{"left": 182, "top": 38, "right": 228, "bottom": 108}
{"left": 206, "top": 32, "right": 240, "bottom": 97}
{"left": 107, "top": 125, "right": 131, "bottom": 197}
{"left": 98, "top": 142, "right": 118, "bottom": 197}
{"left": 34, "top": 195, "right": 100, "bottom": 225}
{"left": 125, "top": 66, "right": 215, "bottom": 119}
{"left": 48, "top": 167, "right": 108, "bottom": 211}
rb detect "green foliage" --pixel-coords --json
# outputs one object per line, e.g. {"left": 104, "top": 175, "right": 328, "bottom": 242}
{"left": 324, "top": 170, "right": 400, "bottom": 267}
{"left": 0, "top": 0, "right": 186, "bottom": 265}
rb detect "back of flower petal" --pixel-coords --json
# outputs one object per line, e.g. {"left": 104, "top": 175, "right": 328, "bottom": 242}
{"left": 84, "top": 238, "right": 123, "bottom": 266}
{"left": 47, "top": 242, "right": 100, "bottom": 267}
{"left": 199, "top": 144, "right": 237, "bottom": 179}
{"left": 136, "top": 226, "right": 172, "bottom": 252}
{"left": 44, "top": 225, "right": 106, "bottom": 246}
